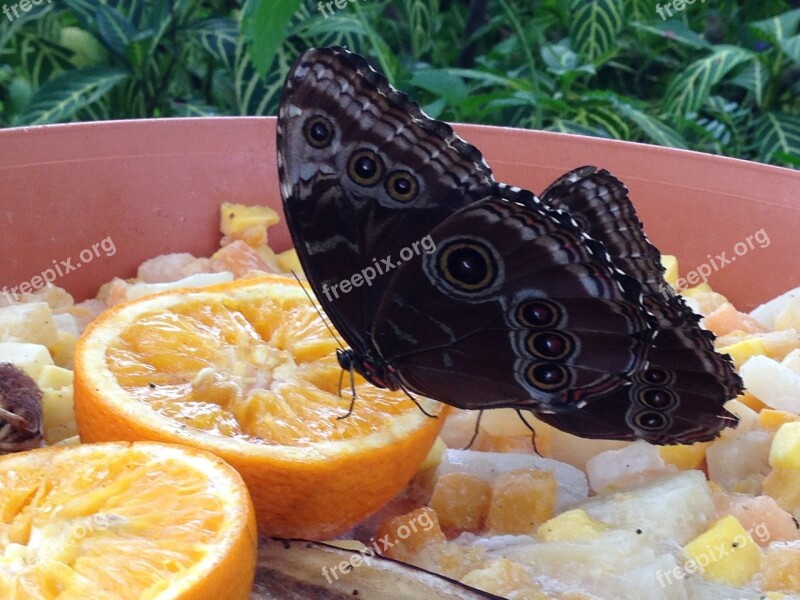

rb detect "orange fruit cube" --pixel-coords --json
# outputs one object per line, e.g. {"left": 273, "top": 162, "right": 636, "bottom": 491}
{"left": 376, "top": 507, "right": 446, "bottom": 561}
{"left": 486, "top": 469, "right": 557, "bottom": 534}
{"left": 429, "top": 472, "right": 492, "bottom": 534}
{"left": 762, "top": 544, "right": 800, "bottom": 592}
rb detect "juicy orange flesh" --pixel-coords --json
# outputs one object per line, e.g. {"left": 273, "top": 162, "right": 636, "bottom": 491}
{"left": 0, "top": 447, "right": 226, "bottom": 599}
{"left": 106, "top": 289, "right": 420, "bottom": 445}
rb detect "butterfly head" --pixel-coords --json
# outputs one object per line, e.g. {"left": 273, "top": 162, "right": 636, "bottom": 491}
{"left": 336, "top": 348, "right": 400, "bottom": 391}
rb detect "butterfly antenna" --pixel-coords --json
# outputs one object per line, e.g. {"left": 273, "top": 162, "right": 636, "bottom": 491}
{"left": 463, "top": 410, "right": 484, "bottom": 450}
{"left": 400, "top": 385, "right": 438, "bottom": 419}
{"left": 290, "top": 271, "right": 345, "bottom": 350}
{"left": 515, "top": 409, "right": 542, "bottom": 457}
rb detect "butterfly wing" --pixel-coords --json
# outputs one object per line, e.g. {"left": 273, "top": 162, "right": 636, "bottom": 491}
{"left": 537, "top": 167, "right": 741, "bottom": 442}
{"left": 371, "top": 186, "right": 657, "bottom": 414}
{"left": 277, "top": 46, "right": 494, "bottom": 354}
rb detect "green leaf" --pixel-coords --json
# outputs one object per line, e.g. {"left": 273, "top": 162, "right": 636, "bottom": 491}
{"left": 752, "top": 111, "right": 800, "bottom": 165}
{"left": 616, "top": 103, "right": 688, "bottom": 149}
{"left": 241, "top": 0, "right": 303, "bottom": 77}
{"left": 569, "top": 0, "right": 623, "bottom": 64}
{"left": 576, "top": 105, "right": 630, "bottom": 139}
{"left": 410, "top": 69, "right": 468, "bottom": 105}
{"left": 782, "top": 34, "right": 800, "bottom": 63}
{"left": 17, "top": 34, "right": 75, "bottom": 87}
{"left": 773, "top": 151, "right": 800, "bottom": 168}
{"left": 16, "top": 66, "right": 128, "bottom": 125}
{"left": 189, "top": 18, "right": 237, "bottom": 70}
{"left": 95, "top": 3, "right": 139, "bottom": 57}
{"left": 664, "top": 46, "right": 753, "bottom": 116}
{"left": 749, "top": 8, "right": 800, "bottom": 46}
{"left": 629, "top": 19, "right": 712, "bottom": 50}
{"left": 730, "top": 59, "right": 768, "bottom": 107}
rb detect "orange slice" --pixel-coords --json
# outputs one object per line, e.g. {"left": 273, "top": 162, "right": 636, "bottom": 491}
{"left": 73, "top": 275, "right": 445, "bottom": 538}
{"left": 0, "top": 441, "right": 256, "bottom": 599}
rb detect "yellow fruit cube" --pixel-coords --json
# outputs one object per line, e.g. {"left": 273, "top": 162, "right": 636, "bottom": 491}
{"left": 37, "top": 364, "right": 73, "bottom": 390}
{"left": 661, "top": 255, "right": 679, "bottom": 288}
{"left": 376, "top": 507, "right": 446, "bottom": 560}
{"left": 42, "top": 385, "right": 77, "bottom": 444}
{"left": 429, "top": 472, "right": 492, "bottom": 533}
{"left": 682, "top": 282, "right": 714, "bottom": 297}
{"left": 763, "top": 468, "right": 800, "bottom": 514}
{"left": 718, "top": 337, "right": 767, "bottom": 368}
{"left": 276, "top": 248, "right": 303, "bottom": 274}
{"left": 760, "top": 409, "right": 800, "bottom": 431}
{"left": 486, "top": 469, "right": 557, "bottom": 534}
{"left": 658, "top": 442, "right": 709, "bottom": 470}
{"left": 419, "top": 436, "right": 447, "bottom": 472}
{"left": 219, "top": 203, "right": 279, "bottom": 237}
{"left": 537, "top": 509, "right": 607, "bottom": 542}
{"left": 770, "top": 423, "right": 800, "bottom": 469}
{"left": 762, "top": 545, "right": 800, "bottom": 593}
{"left": 684, "top": 515, "right": 762, "bottom": 587}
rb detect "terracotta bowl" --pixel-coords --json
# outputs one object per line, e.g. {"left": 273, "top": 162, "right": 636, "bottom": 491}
{"left": 1, "top": 117, "right": 798, "bottom": 310}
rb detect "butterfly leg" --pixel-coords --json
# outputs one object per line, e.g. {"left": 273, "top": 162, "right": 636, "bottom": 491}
{"left": 336, "top": 362, "right": 358, "bottom": 420}
{"left": 463, "top": 410, "right": 484, "bottom": 450}
{"left": 515, "top": 409, "right": 543, "bottom": 457}
{"left": 400, "top": 386, "right": 439, "bottom": 419}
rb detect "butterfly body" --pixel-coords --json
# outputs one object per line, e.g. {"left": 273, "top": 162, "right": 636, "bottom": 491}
{"left": 277, "top": 46, "right": 742, "bottom": 444}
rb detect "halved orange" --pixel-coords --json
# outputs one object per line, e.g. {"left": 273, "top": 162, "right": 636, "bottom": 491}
{"left": 73, "top": 276, "right": 445, "bottom": 538}
{"left": 0, "top": 441, "right": 257, "bottom": 599}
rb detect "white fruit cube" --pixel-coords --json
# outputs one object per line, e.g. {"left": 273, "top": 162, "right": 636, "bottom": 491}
{"left": 0, "top": 342, "right": 54, "bottom": 379}
{"left": 0, "top": 302, "right": 58, "bottom": 346}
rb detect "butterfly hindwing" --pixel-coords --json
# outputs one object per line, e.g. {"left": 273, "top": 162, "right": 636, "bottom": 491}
{"left": 372, "top": 187, "right": 656, "bottom": 415}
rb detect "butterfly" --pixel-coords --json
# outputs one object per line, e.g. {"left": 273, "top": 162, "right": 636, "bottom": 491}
{"left": 276, "top": 46, "right": 742, "bottom": 444}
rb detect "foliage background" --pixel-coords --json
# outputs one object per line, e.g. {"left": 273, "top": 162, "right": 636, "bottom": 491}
{"left": 0, "top": 0, "right": 798, "bottom": 167}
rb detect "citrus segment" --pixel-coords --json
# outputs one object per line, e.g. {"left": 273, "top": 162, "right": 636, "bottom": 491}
{"left": 0, "top": 441, "right": 257, "bottom": 600}
{"left": 73, "top": 276, "right": 445, "bottom": 538}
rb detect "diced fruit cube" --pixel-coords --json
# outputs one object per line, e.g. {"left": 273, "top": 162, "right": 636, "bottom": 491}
{"left": 706, "top": 430, "right": 771, "bottom": 492}
{"left": 219, "top": 202, "right": 278, "bottom": 237}
{"left": 750, "top": 285, "right": 800, "bottom": 330}
{"left": 276, "top": 249, "right": 302, "bottom": 274}
{"left": 763, "top": 468, "right": 800, "bottom": 515}
{"left": 761, "top": 544, "right": 800, "bottom": 592}
{"left": 660, "top": 255, "right": 678, "bottom": 288}
{"left": 580, "top": 471, "right": 715, "bottom": 544}
{"left": 586, "top": 440, "right": 672, "bottom": 492}
{"left": 419, "top": 436, "right": 447, "bottom": 472}
{"left": 717, "top": 337, "right": 766, "bottom": 369}
{"left": 486, "top": 469, "right": 557, "bottom": 534}
{"left": 705, "top": 303, "right": 767, "bottom": 337}
{"left": 376, "top": 507, "right": 446, "bottom": 561}
{"left": 681, "top": 282, "right": 713, "bottom": 297}
{"left": 740, "top": 355, "right": 800, "bottom": 413}
{"left": 760, "top": 409, "right": 799, "bottom": 431}
{"left": 0, "top": 342, "right": 54, "bottom": 379}
{"left": 49, "top": 330, "right": 77, "bottom": 369}
{"left": 775, "top": 297, "right": 800, "bottom": 330}
{"left": 782, "top": 348, "right": 800, "bottom": 374}
{"left": 428, "top": 472, "right": 491, "bottom": 534}
{"left": 734, "top": 391, "right": 768, "bottom": 413}
{"left": 436, "top": 449, "right": 588, "bottom": 510}
{"left": 36, "top": 364, "right": 73, "bottom": 390}
{"left": 461, "top": 558, "right": 543, "bottom": 598}
{"left": 413, "top": 542, "right": 487, "bottom": 580}
{"left": 42, "top": 385, "right": 77, "bottom": 444}
{"left": 770, "top": 422, "right": 800, "bottom": 469}
{"left": 684, "top": 516, "right": 761, "bottom": 587}
{"left": 0, "top": 302, "right": 58, "bottom": 346}
{"left": 712, "top": 489, "right": 798, "bottom": 545}
{"left": 537, "top": 509, "right": 607, "bottom": 542}
{"left": 658, "top": 442, "right": 709, "bottom": 470}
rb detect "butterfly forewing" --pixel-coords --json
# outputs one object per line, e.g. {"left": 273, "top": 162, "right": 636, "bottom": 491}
{"left": 277, "top": 46, "right": 494, "bottom": 355}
